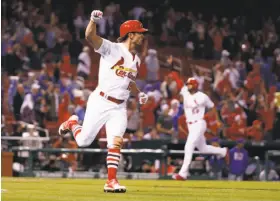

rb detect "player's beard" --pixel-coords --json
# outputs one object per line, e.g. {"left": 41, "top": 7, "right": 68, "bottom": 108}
{"left": 129, "top": 35, "right": 144, "bottom": 52}
{"left": 133, "top": 34, "right": 144, "bottom": 45}
{"left": 135, "top": 42, "right": 142, "bottom": 50}
{"left": 133, "top": 38, "right": 143, "bottom": 48}
{"left": 189, "top": 88, "right": 197, "bottom": 94}
{"left": 131, "top": 41, "right": 142, "bottom": 52}
{"left": 187, "top": 84, "right": 198, "bottom": 94}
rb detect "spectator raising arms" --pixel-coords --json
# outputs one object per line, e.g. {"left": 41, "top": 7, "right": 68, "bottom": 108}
{"left": 20, "top": 93, "right": 35, "bottom": 124}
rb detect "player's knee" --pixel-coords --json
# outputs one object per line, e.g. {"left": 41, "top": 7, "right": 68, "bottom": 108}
{"left": 110, "top": 136, "right": 123, "bottom": 149}
{"left": 184, "top": 141, "right": 195, "bottom": 150}
{"left": 75, "top": 136, "right": 92, "bottom": 147}
{"left": 197, "top": 145, "right": 207, "bottom": 152}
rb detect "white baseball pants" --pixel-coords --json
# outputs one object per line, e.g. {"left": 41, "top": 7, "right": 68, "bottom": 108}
{"left": 75, "top": 90, "right": 127, "bottom": 148}
{"left": 178, "top": 120, "right": 227, "bottom": 178}
{"left": 228, "top": 174, "right": 243, "bottom": 181}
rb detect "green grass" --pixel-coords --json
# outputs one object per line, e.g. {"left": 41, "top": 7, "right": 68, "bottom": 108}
{"left": 2, "top": 177, "right": 280, "bottom": 201}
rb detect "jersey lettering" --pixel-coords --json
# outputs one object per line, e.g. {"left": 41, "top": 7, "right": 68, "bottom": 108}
{"left": 233, "top": 152, "right": 244, "bottom": 160}
{"left": 192, "top": 107, "right": 199, "bottom": 114}
{"left": 111, "top": 57, "right": 125, "bottom": 77}
{"left": 115, "top": 66, "right": 126, "bottom": 77}
{"left": 111, "top": 57, "right": 137, "bottom": 80}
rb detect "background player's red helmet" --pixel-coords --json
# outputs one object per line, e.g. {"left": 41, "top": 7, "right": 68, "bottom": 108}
{"left": 186, "top": 77, "right": 199, "bottom": 90}
{"left": 120, "top": 20, "right": 148, "bottom": 37}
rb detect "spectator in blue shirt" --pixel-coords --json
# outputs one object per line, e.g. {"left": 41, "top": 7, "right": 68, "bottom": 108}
{"left": 228, "top": 138, "right": 248, "bottom": 181}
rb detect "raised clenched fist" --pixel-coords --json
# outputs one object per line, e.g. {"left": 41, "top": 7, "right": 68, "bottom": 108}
{"left": 90, "top": 10, "right": 103, "bottom": 22}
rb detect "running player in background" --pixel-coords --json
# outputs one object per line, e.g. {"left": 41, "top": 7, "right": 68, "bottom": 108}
{"left": 173, "top": 77, "right": 229, "bottom": 180}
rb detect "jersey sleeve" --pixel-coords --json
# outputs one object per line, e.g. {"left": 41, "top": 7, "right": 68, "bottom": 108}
{"left": 179, "top": 85, "right": 188, "bottom": 96}
{"left": 94, "top": 39, "right": 119, "bottom": 60}
{"left": 205, "top": 95, "right": 215, "bottom": 109}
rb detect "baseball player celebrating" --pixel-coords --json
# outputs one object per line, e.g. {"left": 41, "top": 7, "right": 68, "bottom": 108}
{"left": 59, "top": 10, "right": 148, "bottom": 193}
{"left": 172, "top": 77, "right": 229, "bottom": 180}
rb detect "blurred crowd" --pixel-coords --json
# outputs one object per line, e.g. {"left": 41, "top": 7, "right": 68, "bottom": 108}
{"left": 1, "top": 0, "right": 280, "bottom": 176}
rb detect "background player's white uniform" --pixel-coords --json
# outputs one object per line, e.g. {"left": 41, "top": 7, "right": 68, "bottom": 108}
{"left": 178, "top": 85, "right": 227, "bottom": 178}
{"left": 75, "top": 39, "right": 140, "bottom": 148}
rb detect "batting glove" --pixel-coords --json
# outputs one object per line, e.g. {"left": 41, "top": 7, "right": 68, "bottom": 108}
{"left": 90, "top": 10, "right": 103, "bottom": 22}
{"left": 138, "top": 92, "right": 148, "bottom": 105}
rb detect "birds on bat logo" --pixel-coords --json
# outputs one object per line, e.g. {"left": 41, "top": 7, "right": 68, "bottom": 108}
{"left": 111, "top": 57, "right": 138, "bottom": 80}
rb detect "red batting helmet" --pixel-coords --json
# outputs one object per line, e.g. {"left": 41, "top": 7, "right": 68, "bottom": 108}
{"left": 186, "top": 77, "right": 198, "bottom": 90}
{"left": 119, "top": 20, "right": 148, "bottom": 37}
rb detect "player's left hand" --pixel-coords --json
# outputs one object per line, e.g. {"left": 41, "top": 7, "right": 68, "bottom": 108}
{"left": 138, "top": 92, "right": 148, "bottom": 105}
{"left": 90, "top": 10, "right": 103, "bottom": 22}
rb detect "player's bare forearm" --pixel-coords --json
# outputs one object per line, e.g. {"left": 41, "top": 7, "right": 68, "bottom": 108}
{"left": 85, "top": 20, "right": 103, "bottom": 50}
{"left": 129, "top": 81, "right": 141, "bottom": 96}
{"left": 130, "top": 81, "right": 148, "bottom": 104}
